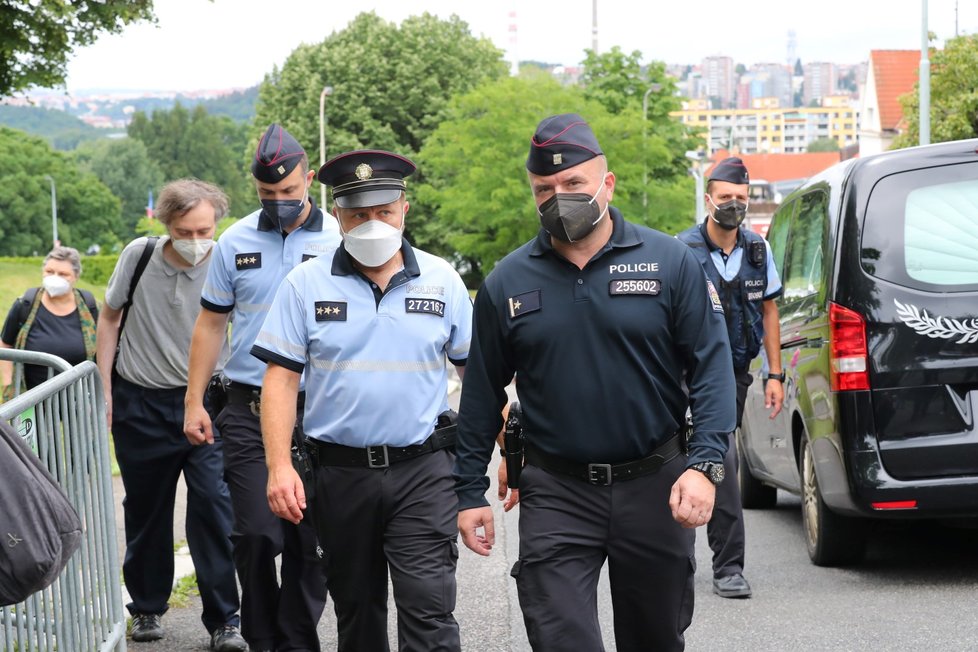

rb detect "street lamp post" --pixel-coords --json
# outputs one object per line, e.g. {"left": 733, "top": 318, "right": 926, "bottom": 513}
{"left": 685, "top": 151, "right": 705, "bottom": 227}
{"left": 641, "top": 83, "right": 662, "bottom": 216}
{"left": 319, "top": 85, "right": 334, "bottom": 209}
{"left": 43, "top": 174, "right": 58, "bottom": 247}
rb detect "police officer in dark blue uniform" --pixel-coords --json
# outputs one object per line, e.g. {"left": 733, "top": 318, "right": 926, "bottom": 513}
{"left": 676, "top": 157, "right": 784, "bottom": 599}
{"left": 454, "top": 113, "right": 737, "bottom": 651}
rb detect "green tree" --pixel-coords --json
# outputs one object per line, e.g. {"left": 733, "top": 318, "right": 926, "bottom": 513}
{"left": 806, "top": 137, "right": 840, "bottom": 152}
{"left": 254, "top": 11, "right": 508, "bottom": 162}
{"left": 893, "top": 34, "right": 978, "bottom": 149}
{"left": 127, "top": 103, "right": 253, "bottom": 217}
{"left": 415, "top": 72, "right": 694, "bottom": 283}
{"left": 0, "top": 127, "right": 121, "bottom": 255}
{"left": 73, "top": 137, "right": 165, "bottom": 238}
{"left": 0, "top": 1, "right": 156, "bottom": 97}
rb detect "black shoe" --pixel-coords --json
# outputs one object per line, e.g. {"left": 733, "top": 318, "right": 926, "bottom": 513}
{"left": 210, "top": 624, "right": 248, "bottom": 652}
{"left": 130, "top": 613, "right": 164, "bottom": 641}
{"left": 713, "top": 573, "right": 753, "bottom": 598}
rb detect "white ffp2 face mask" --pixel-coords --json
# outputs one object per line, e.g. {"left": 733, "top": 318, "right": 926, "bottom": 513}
{"left": 172, "top": 238, "right": 215, "bottom": 266}
{"left": 42, "top": 274, "right": 71, "bottom": 297}
{"left": 341, "top": 217, "right": 404, "bottom": 268}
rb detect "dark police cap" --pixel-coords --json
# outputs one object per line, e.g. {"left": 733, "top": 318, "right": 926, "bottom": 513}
{"left": 526, "top": 113, "right": 603, "bottom": 175}
{"left": 251, "top": 123, "right": 306, "bottom": 184}
{"left": 318, "top": 150, "right": 416, "bottom": 209}
{"left": 709, "top": 157, "right": 750, "bottom": 185}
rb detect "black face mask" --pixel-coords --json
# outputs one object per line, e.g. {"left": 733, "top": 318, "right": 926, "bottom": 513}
{"left": 537, "top": 184, "right": 607, "bottom": 242}
{"left": 260, "top": 198, "right": 305, "bottom": 232}
{"left": 709, "top": 198, "right": 748, "bottom": 231}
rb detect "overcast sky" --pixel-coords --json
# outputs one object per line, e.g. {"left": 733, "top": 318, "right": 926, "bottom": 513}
{"left": 62, "top": 0, "right": 976, "bottom": 93}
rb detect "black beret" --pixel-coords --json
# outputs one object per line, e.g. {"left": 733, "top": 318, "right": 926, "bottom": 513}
{"left": 318, "top": 150, "right": 416, "bottom": 209}
{"left": 708, "top": 157, "right": 750, "bottom": 185}
{"left": 526, "top": 113, "right": 603, "bottom": 175}
{"left": 251, "top": 123, "right": 306, "bottom": 184}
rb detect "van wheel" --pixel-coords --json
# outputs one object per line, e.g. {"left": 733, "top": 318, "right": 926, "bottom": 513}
{"left": 737, "top": 429, "right": 777, "bottom": 509}
{"left": 800, "top": 436, "right": 866, "bottom": 566}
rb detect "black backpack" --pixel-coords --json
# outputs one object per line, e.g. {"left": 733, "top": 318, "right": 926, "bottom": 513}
{"left": 0, "top": 419, "right": 82, "bottom": 606}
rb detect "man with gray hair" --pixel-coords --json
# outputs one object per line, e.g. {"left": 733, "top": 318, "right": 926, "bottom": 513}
{"left": 96, "top": 179, "right": 245, "bottom": 651}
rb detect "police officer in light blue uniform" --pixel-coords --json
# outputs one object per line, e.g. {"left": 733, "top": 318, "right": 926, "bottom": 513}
{"left": 677, "top": 157, "right": 784, "bottom": 599}
{"left": 455, "top": 114, "right": 736, "bottom": 651}
{"left": 184, "top": 124, "right": 337, "bottom": 652}
{"left": 254, "top": 150, "right": 471, "bottom": 652}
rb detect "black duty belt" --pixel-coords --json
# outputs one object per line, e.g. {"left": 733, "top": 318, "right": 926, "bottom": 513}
{"left": 308, "top": 426, "right": 457, "bottom": 469}
{"left": 524, "top": 435, "right": 681, "bottom": 486}
{"left": 225, "top": 381, "right": 305, "bottom": 416}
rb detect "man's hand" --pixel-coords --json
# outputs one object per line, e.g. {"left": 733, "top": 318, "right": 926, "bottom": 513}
{"left": 183, "top": 402, "right": 214, "bottom": 445}
{"left": 497, "top": 460, "right": 520, "bottom": 512}
{"left": 766, "top": 379, "right": 784, "bottom": 419}
{"left": 669, "top": 469, "right": 717, "bottom": 528}
{"left": 458, "top": 506, "right": 495, "bottom": 556}
{"left": 267, "top": 463, "right": 306, "bottom": 525}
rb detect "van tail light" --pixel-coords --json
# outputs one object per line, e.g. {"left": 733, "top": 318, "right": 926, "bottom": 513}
{"left": 829, "top": 302, "right": 869, "bottom": 391}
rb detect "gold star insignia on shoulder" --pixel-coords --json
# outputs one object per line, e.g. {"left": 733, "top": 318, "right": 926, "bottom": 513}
{"left": 355, "top": 163, "right": 373, "bottom": 180}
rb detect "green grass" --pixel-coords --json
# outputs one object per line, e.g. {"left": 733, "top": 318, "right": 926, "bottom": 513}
{"left": 0, "top": 258, "right": 106, "bottom": 311}
{"left": 168, "top": 572, "right": 199, "bottom": 609}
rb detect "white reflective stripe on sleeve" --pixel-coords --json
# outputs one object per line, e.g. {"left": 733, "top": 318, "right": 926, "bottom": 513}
{"left": 309, "top": 358, "right": 444, "bottom": 373}
{"left": 256, "top": 331, "right": 307, "bottom": 359}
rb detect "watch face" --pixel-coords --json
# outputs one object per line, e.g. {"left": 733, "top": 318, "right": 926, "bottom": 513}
{"left": 710, "top": 464, "right": 726, "bottom": 484}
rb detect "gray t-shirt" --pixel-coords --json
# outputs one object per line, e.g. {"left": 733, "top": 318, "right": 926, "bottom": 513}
{"left": 105, "top": 236, "right": 229, "bottom": 389}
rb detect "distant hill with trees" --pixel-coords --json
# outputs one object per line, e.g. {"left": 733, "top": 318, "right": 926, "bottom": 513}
{"left": 0, "top": 105, "right": 104, "bottom": 150}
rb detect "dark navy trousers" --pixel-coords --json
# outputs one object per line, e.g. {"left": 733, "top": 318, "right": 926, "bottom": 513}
{"left": 216, "top": 403, "right": 327, "bottom": 652}
{"left": 706, "top": 370, "right": 752, "bottom": 578}
{"left": 514, "top": 454, "right": 695, "bottom": 652}
{"left": 111, "top": 376, "right": 239, "bottom": 633}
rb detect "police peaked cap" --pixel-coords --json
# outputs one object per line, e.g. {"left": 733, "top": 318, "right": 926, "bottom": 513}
{"left": 251, "top": 123, "right": 306, "bottom": 184}
{"left": 709, "top": 157, "right": 750, "bottom": 185}
{"left": 526, "top": 113, "right": 603, "bottom": 175}
{"left": 318, "top": 150, "right": 416, "bottom": 209}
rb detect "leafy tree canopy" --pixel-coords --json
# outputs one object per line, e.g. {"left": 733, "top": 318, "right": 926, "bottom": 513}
{"left": 0, "top": 127, "right": 121, "bottom": 255}
{"left": 127, "top": 103, "right": 254, "bottom": 217}
{"left": 0, "top": 1, "right": 156, "bottom": 97}
{"left": 894, "top": 34, "right": 978, "bottom": 149}
{"left": 807, "top": 137, "right": 840, "bottom": 152}
{"left": 254, "top": 11, "right": 508, "bottom": 163}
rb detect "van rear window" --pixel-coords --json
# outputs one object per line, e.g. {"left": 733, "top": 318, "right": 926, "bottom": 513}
{"left": 861, "top": 163, "right": 978, "bottom": 292}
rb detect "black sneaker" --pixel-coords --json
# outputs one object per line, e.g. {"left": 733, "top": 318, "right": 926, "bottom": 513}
{"left": 210, "top": 624, "right": 248, "bottom": 652}
{"left": 130, "top": 613, "right": 164, "bottom": 641}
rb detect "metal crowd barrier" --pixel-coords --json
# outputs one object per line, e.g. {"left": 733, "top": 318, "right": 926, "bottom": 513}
{"left": 0, "top": 350, "right": 126, "bottom": 652}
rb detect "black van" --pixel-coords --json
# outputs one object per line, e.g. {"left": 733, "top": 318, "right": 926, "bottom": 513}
{"left": 737, "top": 138, "right": 978, "bottom": 566}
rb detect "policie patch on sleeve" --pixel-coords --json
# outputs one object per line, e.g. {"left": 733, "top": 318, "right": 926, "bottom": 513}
{"left": 405, "top": 298, "right": 445, "bottom": 317}
{"left": 235, "top": 252, "right": 262, "bottom": 270}
{"left": 315, "top": 301, "right": 347, "bottom": 321}
{"left": 508, "top": 290, "right": 541, "bottom": 319}
{"left": 706, "top": 279, "right": 724, "bottom": 313}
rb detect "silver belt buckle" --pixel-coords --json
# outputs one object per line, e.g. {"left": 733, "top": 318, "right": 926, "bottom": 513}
{"left": 587, "top": 463, "right": 613, "bottom": 486}
{"left": 367, "top": 445, "right": 390, "bottom": 468}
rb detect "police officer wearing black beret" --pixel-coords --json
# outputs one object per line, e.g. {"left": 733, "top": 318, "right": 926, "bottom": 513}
{"left": 677, "top": 157, "right": 784, "bottom": 600}
{"left": 185, "top": 123, "right": 337, "bottom": 652}
{"left": 454, "top": 114, "right": 737, "bottom": 650}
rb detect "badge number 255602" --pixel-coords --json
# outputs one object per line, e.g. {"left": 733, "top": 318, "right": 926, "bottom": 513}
{"left": 609, "top": 278, "right": 661, "bottom": 295}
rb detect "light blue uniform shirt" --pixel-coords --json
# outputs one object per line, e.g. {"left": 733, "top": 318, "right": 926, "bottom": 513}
{"left": 252, "top": 242, "right": 472, "bottom": 448}
{"left": 201, "top": 204, "right": 340, "bottom": 386}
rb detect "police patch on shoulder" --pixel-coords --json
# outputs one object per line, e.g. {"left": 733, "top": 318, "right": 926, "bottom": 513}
{"left": 706, "top": 279, "right": 724, "bottom": 313}
{"left": 508, "top": 290, "right": 541, "bottom": 319}
{"left": 235, "top": 252, "right": 262, "bottom": 270}
{"left": 406, "top": 298, "right": 445, "bottom": 317}
{"left": 315, "top": 301, "right": 347, "bottom": 322}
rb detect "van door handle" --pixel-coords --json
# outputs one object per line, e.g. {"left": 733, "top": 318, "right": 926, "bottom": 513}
{"left": 807, "top": 337, "right": 824, "bottom": 348}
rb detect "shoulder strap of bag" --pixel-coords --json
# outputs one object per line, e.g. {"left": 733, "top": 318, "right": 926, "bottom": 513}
{"left": 117, "top": 236, "right": 159, "bottom": 338}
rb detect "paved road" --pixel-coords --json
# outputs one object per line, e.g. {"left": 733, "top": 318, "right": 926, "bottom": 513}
{"left": 116, "top": 381, "right": 978, "bottom": 650}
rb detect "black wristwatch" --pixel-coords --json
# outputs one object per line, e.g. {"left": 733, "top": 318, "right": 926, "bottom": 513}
{"left": 766, "top": 371, "right": 786, "bottom": 383}
{"left": 689, "top": 462, "right": 725, "bottom": 485}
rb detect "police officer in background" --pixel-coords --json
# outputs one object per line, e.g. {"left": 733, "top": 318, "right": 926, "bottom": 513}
{"left": 676, "top": 157, "right": 784, "bottom": 599}
{"left": 454, "top": 114, "right": 737, "bottom": 651}
{"left": 254, "top": 150, "right": 471, "bottom": 651}
{"left": 184, "top": 124, "right": 337, "bottom": 652}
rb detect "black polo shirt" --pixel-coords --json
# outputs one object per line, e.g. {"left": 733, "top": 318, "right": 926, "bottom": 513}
{"left": 454, "top": 208, "right": 736, "bottom": 510}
